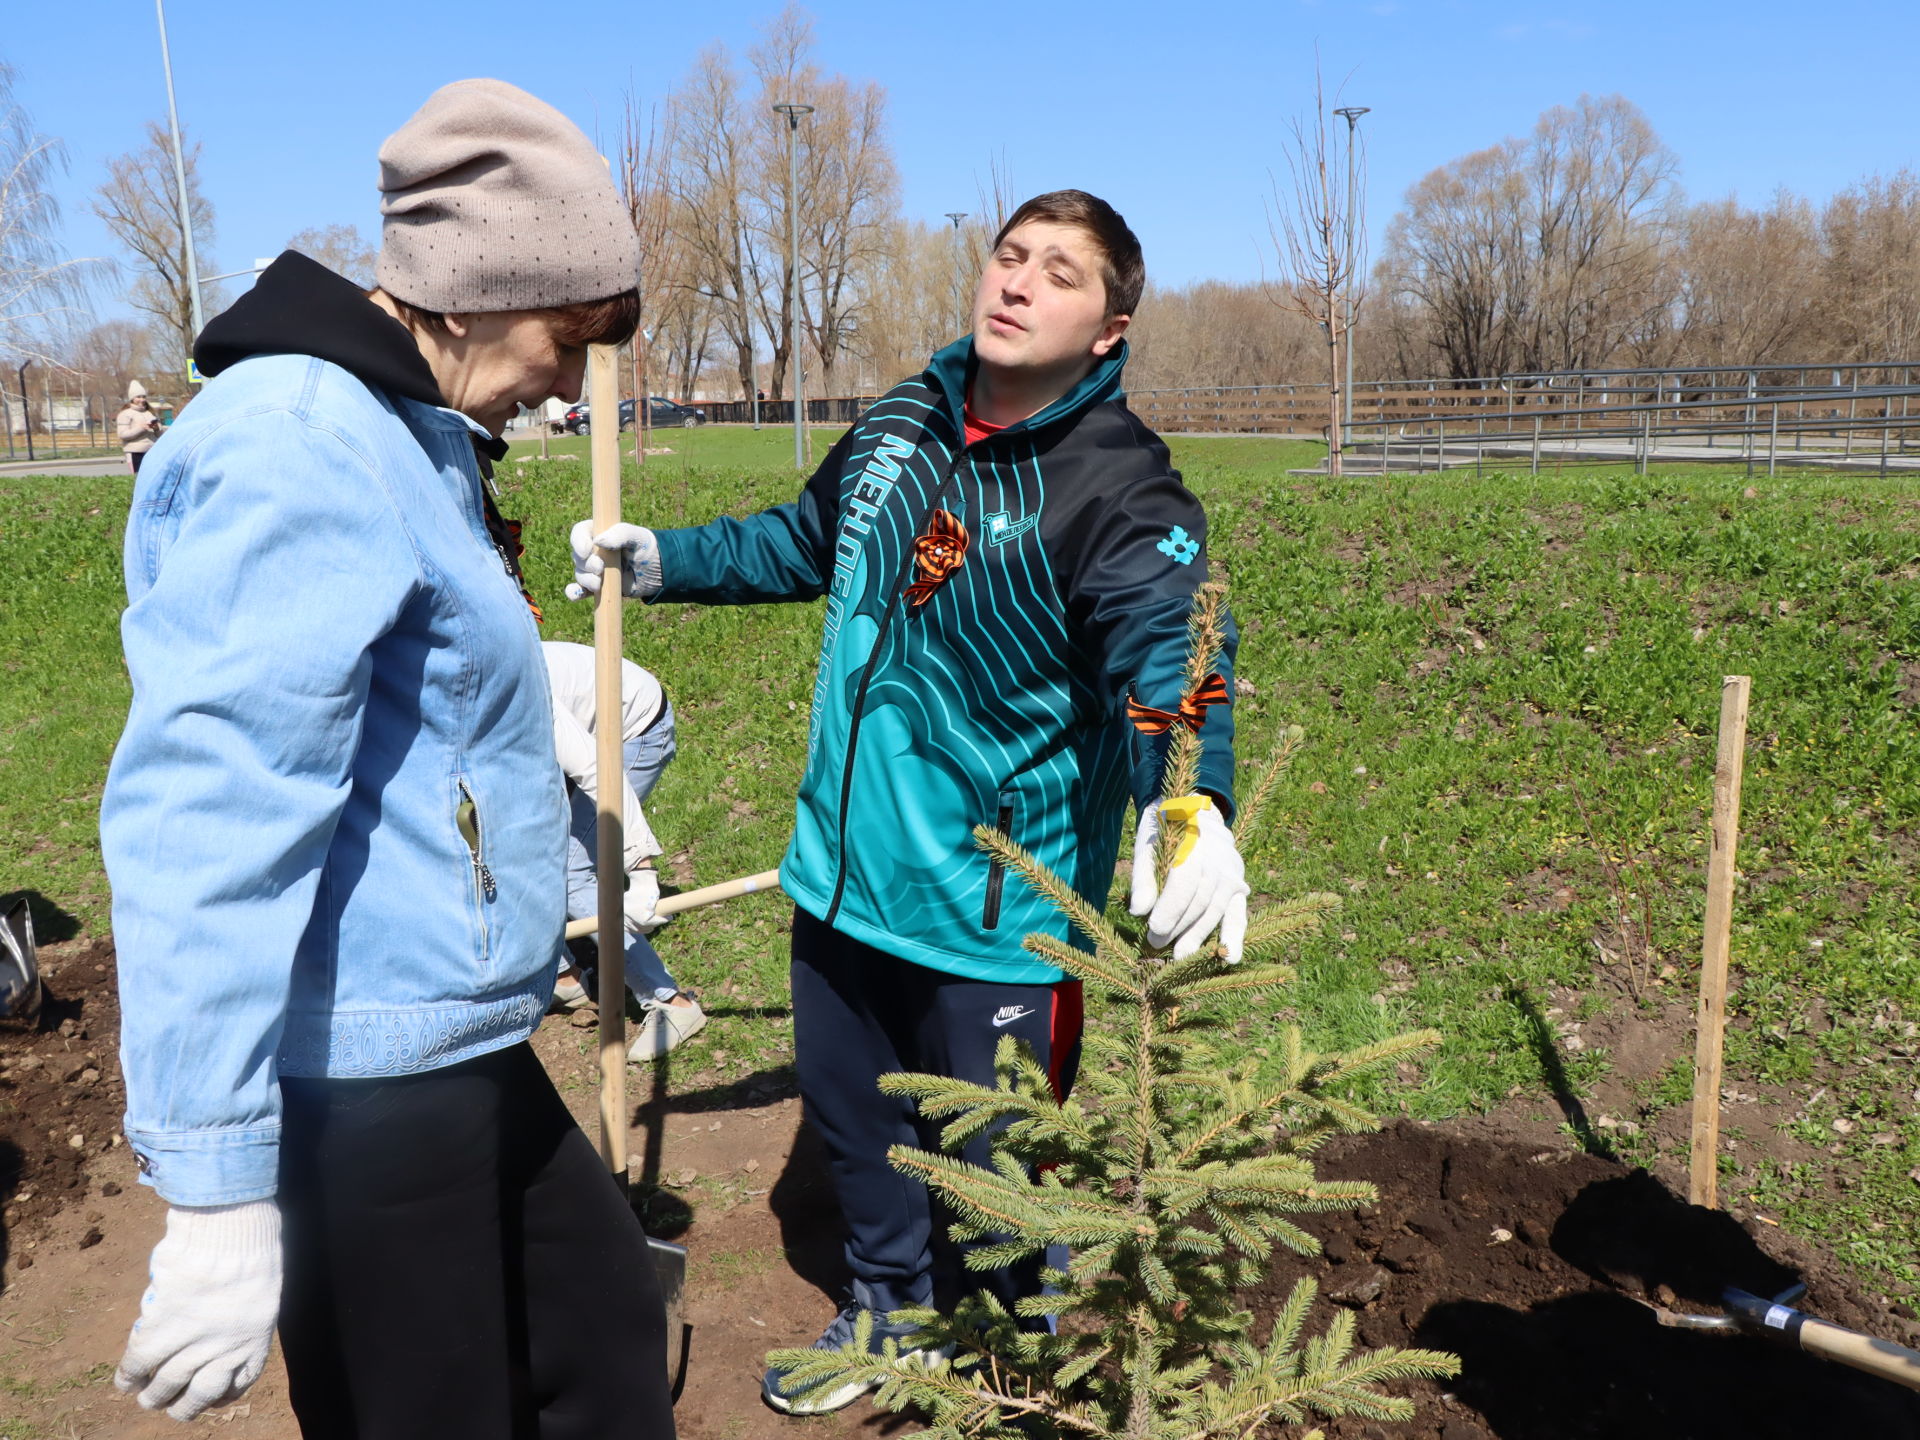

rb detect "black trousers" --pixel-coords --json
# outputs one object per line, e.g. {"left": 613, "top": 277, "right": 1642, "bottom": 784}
{"left": 278, "top": 1042, "right": 674, "bottom": 1440}
{"left": 790, "top": 908, "right": 1083, "bottom": 1317}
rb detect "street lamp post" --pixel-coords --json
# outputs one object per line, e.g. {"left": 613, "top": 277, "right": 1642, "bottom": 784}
{"left": 1333, "top": 106, "right": 1369, "bottom": 454}
{"left": 155, "top": 0, "right": 205, "bottom": 365}
{"left": 773, "top": 102, "right": 813, "bottom": 471}
{"left": 17, "top": 362, "right": 34, "bottom": 464}
{"left": 944, "top": 212, "right": 969, "bottom": 335}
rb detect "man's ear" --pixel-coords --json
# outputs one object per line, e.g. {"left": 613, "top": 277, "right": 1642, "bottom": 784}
{"left": 442, "top": 313, "right": 475, "bottom": 341}
{"left": 1091, "top": 313, "right": 1131, "bottom": 358}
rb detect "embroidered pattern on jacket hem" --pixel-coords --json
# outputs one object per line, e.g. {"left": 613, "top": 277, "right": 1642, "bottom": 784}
{"left": 276, "top": 990, "right": 547, "bottom": 1077}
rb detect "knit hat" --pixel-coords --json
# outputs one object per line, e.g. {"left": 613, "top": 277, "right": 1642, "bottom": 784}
{"left": 375, "top": 78, "right": 638, "bottom": 313}
{"left": 126, "top": 380, "right": 148, "bottom": 401}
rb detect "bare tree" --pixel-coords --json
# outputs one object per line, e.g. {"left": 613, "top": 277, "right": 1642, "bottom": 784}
{"left": 94, "top": 120, "right": 220, "bottom": 379}
{"left": 791, "top": 74, "right": 895, "bottom": 387}
{"left": 1127, "top": 280, "right": 1322, "bottom": 391}
{"left": 1266, "top": 65, "right": 1367, "bottom": 473}
{"left": 743, "top": 5, "right": 825, "bottom": 404}
{"left": 619, "top": 95, "right": 682, "bottom": 452}
{"left": 1818, "top": 171, "right": 1920, "bottom": 363}
{"left": 855, "top": 218, "right": 955, "bottom": 383}
{"left": 0, "top": 62, "right": 102, "bottom": 370}
{"left": 64, "top": 318, "right": 161, "bottom": 401}
{"left": 1377, "top": 95, "right": 1677, "bottom": 381}
{"left": 1670, "top": 193, "right": 1820, "bottom": 367}
{"left": 287, "top": 223, "right": 376, "bottom": 286}
{"left": 669, "top": 45, "right": 760, "bottom": 399}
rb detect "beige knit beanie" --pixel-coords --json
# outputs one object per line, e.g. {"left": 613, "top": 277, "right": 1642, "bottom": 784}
{"left": 376, "top": 78, "right": 638, "bottom": 313}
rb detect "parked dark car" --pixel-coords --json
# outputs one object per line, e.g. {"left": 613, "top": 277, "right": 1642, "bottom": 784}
{"left": 563, "top": 396, "right": 708, "bottom": 435}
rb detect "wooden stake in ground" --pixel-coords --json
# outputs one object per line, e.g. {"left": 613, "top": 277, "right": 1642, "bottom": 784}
{"left": 1690, "top": 674, "right": 1752, "bottom": 1208}
{"left": 589, "top": 345, "right": 628, "bottom": 1182}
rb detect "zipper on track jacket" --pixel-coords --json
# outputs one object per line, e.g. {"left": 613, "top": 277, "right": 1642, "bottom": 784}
{"left": 822, "top": 444, "right": 969, "bottom": 927}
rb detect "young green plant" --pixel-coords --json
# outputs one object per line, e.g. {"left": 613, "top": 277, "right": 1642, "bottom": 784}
{"left": 767, "top": 582, "right": 1457, "bottom": 1439}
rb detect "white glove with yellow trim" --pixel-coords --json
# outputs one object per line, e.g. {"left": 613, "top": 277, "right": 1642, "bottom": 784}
{"left": 1129, "top": 796, "right": 1249, "bottom": 963}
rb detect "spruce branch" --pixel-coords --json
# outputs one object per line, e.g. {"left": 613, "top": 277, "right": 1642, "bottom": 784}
{"left": 1230, "top": 723, "right": 1306, "bottom": 847}
{"left": 974, "top": 825, "right": 1137, "bottom": 964}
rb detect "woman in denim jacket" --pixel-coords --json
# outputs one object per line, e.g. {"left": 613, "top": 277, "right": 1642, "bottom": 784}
{"left": 100, "top": 80, "right": 674, "bottom": 1438}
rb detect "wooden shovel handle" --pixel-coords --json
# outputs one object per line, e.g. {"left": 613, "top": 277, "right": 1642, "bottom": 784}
{"left": 1798, "top": 1317, "right": 1920, "bottom": 1392}
{"left": 563, "top": 869, "right": 783, "bottom": 941}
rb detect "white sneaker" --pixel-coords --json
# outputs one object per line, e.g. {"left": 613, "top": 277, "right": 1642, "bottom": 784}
{"left": 550, "top": 975, "right": 592, "bottom": 1013}
{"left": 628, "top": 995, "right": 706, "bottom": 1062}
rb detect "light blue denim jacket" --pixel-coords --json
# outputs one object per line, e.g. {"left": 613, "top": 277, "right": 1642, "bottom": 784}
{"left": 101, "top": 352, "right": 567, "bottom": 1206}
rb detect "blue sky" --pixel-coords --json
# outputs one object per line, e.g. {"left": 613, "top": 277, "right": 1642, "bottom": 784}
{"left": 8, "top": 0, "right": 1919, "bottom": 325}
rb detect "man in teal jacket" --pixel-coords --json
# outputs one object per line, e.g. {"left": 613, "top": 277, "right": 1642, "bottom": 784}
{"left": 573, "top": 190, "right": 1250, "bottom": 1413}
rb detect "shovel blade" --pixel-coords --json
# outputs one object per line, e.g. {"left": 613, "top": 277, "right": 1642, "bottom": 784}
{"left": 0, "top": 897, "right": 40, "bottom": 1024}
{"left": 649, "top": 1236, "right": 689, "bottom": 1402}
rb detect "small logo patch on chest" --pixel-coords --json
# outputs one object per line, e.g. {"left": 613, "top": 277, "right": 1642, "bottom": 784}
{"left": 984, "top": 510, "right": 1037, "bottom": 546}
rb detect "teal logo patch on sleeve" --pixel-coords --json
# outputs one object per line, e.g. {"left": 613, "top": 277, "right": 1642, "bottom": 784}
{"left": 1157, "top": 525, "right": 1199, "bottom": 565}
{"left": 984, "top": 510, "right": 1037, "bottom": 546}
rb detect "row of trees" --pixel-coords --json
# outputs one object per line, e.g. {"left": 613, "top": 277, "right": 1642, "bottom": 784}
{"left": 9, "top": 41, "right": 1920, "bottom": 413}
{"left": 1368, "top": 94, "right": 1920, "bottom": 381}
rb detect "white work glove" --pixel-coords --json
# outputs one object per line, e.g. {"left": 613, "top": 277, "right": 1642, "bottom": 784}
{"left": 623, "top": 865, "right": 663, "bottom": 935}
{"left": 1129, "top": 797, "right": 1249, "bottom": 963}
{"left": 567, "top": 520, "right": 662, "bottom": 601}
{"left": 116, "top": 1201, "right": 282, "bottom": 1422}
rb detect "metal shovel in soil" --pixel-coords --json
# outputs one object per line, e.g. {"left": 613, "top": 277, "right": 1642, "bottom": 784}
{"left": 1, "top": 895, "right": 41, "bottom": 1024}
{"left": 1640, "top": 1283, "right": 1920, "bottom": 1392}
{"left": 651, "top": 1237, "right": 690, "bottom": 1402}
{"left": 562, "top": 861, "right": 783, "bottom": 1399}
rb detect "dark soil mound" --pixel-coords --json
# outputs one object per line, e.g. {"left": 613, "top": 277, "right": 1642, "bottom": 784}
{"left": 1246, "top": 1121, "right": 1920, "bottom": 1439}
{"left": 0, "top": 936, "right": 128, "bottom": 1282}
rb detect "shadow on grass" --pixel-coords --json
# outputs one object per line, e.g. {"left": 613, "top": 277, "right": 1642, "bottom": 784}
{"left": 0, "top": 890, "right": 77, "bottom": 945}
{"left": 1508, "top": 984, "right": 1614, "bottom": 1160}
{"left": 1418, "top": 1171, "right": 1919, "bottom": 1437}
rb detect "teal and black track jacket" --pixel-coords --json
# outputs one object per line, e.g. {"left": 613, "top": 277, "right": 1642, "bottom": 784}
{"left": 653, "top": 337, "right": 1236, "bottom": 983}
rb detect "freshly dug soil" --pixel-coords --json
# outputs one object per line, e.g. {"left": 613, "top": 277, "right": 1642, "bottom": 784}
{"left": 0, "top": 936, "right": 129, "bottom": 1275}
{"left": 1249, "top": 1121, "right": 1920, "bottom": 1439}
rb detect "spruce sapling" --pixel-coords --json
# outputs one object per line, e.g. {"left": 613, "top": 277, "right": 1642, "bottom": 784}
{"left": 768, "top": 583, "right": 1458, "bottom": 1438}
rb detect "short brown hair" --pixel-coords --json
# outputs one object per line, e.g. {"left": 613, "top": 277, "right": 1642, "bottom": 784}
{"left": 386, "top": 289, "right": 641, "bottom": 348}
{"left": 992, "top": 191, "right": 1144, "bottom": 319}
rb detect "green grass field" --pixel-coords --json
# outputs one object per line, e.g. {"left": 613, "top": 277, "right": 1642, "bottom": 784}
{"left": 5, "top": 423, "right": 1919, "bottom": 1292}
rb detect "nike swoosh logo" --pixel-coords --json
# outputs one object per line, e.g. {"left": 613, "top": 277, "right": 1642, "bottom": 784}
{"left": 992, "top": 1008, "right": 1035, "bottom": 1027}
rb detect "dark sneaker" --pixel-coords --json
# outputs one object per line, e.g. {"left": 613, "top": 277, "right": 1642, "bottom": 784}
{"left": 761, "top": 1303, "right": 936, "bottom": 1415}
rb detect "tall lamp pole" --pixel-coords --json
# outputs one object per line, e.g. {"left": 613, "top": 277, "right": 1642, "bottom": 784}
{"left": 773, "top": 102, "right": 813, "bottom": 470}
{"left": 1333, "top": 106, "right": 1369, "bottom": 453}
{"left": 156, "top": 0, "right": 205, "bottom": 367}
{"left": 945, "top": 213, "right": 969, "bottom": 335}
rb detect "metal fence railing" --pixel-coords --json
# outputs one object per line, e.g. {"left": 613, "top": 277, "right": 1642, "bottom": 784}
{"left": 678, "top": 360, "right": 1920, "bottom": 475}
{"left": 1130, "top": 362, "right": 1920, "bottom": 475}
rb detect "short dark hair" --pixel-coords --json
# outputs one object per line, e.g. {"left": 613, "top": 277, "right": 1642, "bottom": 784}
{"left": 386, "top": 289, "right": 641, "bottom": 348}
{"left": 991, "top": 190, "right": 1144, "bottom": 319}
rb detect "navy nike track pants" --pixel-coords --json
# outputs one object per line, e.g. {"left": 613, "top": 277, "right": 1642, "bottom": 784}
{"left": 790, "top": 906, "right": 1084, "bottom": 1318}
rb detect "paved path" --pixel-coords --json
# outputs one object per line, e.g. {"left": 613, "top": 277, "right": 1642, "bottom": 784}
{"left": 1302, "top": 434, "right": 1920, "bottom": 476}
{"left": 0, "top": 454, "right": 129, "bottom": 478}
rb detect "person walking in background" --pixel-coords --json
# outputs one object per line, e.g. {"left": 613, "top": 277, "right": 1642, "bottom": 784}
{"left": 115, "top": 381, "right": 163, "bottom": 473}
{"left": 543, "top": 639, "right": 707, "bottom": 1060}
{"left": 101, "top": 79, "right": 675, "bottom": 1437}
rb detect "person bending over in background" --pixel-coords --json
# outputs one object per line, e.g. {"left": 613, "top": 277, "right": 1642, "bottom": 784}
{"left": 543, "top": 639, "right": 707, "bottom": 1059}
